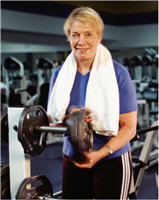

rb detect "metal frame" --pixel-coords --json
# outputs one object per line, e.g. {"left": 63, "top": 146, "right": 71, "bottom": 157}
{"left": 129, "top": 120, "right": 158, "bottom": 198}
{"left": 8, "top": 107, "right": 31, "bottom": 199}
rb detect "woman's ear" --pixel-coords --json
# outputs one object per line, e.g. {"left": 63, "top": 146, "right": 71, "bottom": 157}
{"left": 98, "top": 34, "right": 103, "bottom": 44}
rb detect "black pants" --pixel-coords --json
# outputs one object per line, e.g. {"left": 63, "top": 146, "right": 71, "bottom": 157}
{"left": 62, "top": 152, "right": 132, "bottom": 199}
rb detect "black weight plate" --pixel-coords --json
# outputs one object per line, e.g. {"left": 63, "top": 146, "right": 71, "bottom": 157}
{"left": 1, "top": 163, "right": 11, "bottom": 199}
{"left": 16, "top": 174, "right": 53, "bottom": 199}
{"left": 65, "top": 109, "right": 93, "bottom": 162}
{"left": 18, "top": 105, "right": 49, "bottom": 156}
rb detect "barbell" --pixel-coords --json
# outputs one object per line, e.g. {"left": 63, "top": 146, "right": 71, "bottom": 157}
{"left": 15, "top": 105, "right": 93, "bottom": 161}
{"left": 14, "top": 105, "right": 158, "bottom": 160}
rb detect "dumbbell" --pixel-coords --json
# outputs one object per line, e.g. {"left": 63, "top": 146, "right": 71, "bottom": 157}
{"left": 15, "top": 105, "right": 93, "bottom": 161}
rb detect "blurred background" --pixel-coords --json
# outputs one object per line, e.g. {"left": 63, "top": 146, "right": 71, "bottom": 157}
{"left": 1, "top": 1, "right": 158, "bottom": 199}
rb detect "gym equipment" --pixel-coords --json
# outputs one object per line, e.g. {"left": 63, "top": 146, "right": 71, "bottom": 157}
{"left": 123, "top": 48, "right": 158, "bottom": 127}
{"left": 8, "top": 107, "right": 33, "bottom": 199}
{"left": 38, "top": 82, "right": 50, "bottom": 110}
{"left": 129, "top": 55, "right": 143, "bottom": 81}
{"left": 66, "top": 109, "right": 93, "bottom": 162}
{"left": 0, "top": 79, "right": 9, "bottom": 113}
{"left": 37, "top": 58, "right": 55, "bottom": 84}
{"left": 16, "top": 105, "right": 93, "bottom": 160}
{"left": 15, "top": 85, "right": 37, "bottom": 97}
{"left": 37, "top": 58, "right": 56, "bottom": 110}
{"left": 1, "top": 112, "right": 9, "bottom": 142}
{"left": 16, "top": 175, "right": 63, "bottom": 199}
{"left": 137, "top": 99, "right": 149, "bottom": 128}
{"left": 143, "top": 85, "right": 158, "bottom": 125}
{"left": 16, "top": 174, "right": 54, "bottom": 199}
{"left": 16, "top": 175, "right": 62, "bottom": 199}
{"left": 13, "top": 57, "right": 55, "bottom": 109}
{"left": 129, "top": 120, "right": 158, "bottom": 198}
{"left": 17, "top": 105, "right": 50, "bottom": 156}
{"left": 142, "top": 48, "right": 157, "bottom": 80}
{"left": 3, "top": 57, "right": 40, "bottom": 107}
{"left": 14, "top": 57, "right": 55, "bottom": 108}
{"left": 4, "top": 56, "right": 29, "bottom": 106}
{"left": 1, "top": 163, "right": 11, "bottom": 199}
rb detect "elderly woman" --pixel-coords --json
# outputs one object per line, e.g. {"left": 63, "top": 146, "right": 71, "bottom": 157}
{"left": 47, "top": 7, "right": 138, "bottom": 199}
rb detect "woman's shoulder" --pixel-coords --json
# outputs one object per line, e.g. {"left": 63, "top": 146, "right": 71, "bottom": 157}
{"left": 113, "top": 60, "right": 130, "bottom": 82}
{"left": 113, "top": 60, "right": 128, "bottom": 75}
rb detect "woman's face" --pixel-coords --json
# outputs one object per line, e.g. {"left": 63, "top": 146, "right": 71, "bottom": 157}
{"left": 68, "top": 21, "right": 102, "bottom": 64}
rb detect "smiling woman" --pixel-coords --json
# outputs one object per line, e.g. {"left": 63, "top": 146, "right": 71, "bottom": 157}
{"left": 64, "top": 7, "right": 104, "bottom": 75}
{"left": 68, "top": 21, "right": 102, "bottom": 75}
{"left": 47, "top": 6, "right": 138, "bottom": 200}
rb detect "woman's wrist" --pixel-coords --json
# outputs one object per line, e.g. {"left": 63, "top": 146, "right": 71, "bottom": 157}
{"left": 99, "top": 145, "right": 111, "bottom": 159}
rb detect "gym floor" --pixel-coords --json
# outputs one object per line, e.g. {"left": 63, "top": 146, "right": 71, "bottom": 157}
{"left": 1, "top": 141, "right": 158, "bottom": 199}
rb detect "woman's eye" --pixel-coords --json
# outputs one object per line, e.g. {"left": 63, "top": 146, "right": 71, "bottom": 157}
{"left": 72, "top": 34, "right": 78, "bottom": 38}
{"left": 86, "top": 33, "right": 92, "bottom": 37}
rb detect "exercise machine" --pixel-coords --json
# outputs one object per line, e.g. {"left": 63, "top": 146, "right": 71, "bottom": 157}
{"left": 4, "top": 57, "right": 29, "bottom": 106}
{"left": 37, "top": 57, "right": 56, "bottom": 110}
{"left": 129, "top": 120, "right": 158, "bottom": 198}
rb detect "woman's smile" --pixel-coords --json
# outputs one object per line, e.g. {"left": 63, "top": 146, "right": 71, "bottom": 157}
{"left": 76, "top": 47, "right": 89, "bottom": 53}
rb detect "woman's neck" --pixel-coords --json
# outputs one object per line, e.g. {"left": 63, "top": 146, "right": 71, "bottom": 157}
{"left": 77, "top": 60, "right": 93, "bottom": 75}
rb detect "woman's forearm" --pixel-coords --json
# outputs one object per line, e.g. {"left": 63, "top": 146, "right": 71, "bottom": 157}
{"left": 99, "top": 111, "right": 137, "bottom": 159}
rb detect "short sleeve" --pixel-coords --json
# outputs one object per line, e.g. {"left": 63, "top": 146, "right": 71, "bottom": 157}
{"left": 113, "top": 61, "right": 138, "bottom": 114}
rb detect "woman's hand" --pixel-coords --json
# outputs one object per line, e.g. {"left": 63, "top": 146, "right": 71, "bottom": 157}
{"left": 73, "top": 149, "right": 104, "bottom": 169}
{"left": 69, "top": 107, "right": 92, "bottom": 123}
{"left": 85, "top": 108, "right": 92, "bottom": 123}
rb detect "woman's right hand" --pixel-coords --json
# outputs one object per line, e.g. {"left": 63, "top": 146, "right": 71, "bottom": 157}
{"left": 69, "top": 107, "right": 92, "bottom": 123}
{"left": 85, "top": 108, "right": 92, "bottom": 123}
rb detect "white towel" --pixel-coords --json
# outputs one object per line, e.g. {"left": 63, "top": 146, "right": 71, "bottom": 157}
{"left": 47, "top": 44, "right": 119, "bottom": 136}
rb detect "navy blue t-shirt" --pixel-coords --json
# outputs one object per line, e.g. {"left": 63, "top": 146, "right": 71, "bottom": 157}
{"left": 48, "top": 60, "right": 138, "bottom": 159}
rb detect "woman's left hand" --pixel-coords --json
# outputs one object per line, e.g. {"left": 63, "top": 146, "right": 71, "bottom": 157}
{"left": 73, "top": 150, "right": 103, "bottom": 169}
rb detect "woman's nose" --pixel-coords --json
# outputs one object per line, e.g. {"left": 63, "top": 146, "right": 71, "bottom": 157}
{"left": 78, "top": 35, "right": 86, "bottom": 44}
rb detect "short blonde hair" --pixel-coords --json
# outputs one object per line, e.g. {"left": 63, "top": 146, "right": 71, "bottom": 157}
{"left": 64, "top": 7, "right": 104, "bottom": 38}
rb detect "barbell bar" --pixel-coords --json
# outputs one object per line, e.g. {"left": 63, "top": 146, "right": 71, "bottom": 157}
{"left": 34, "top": 125, "right": 68, "bottom": 134}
